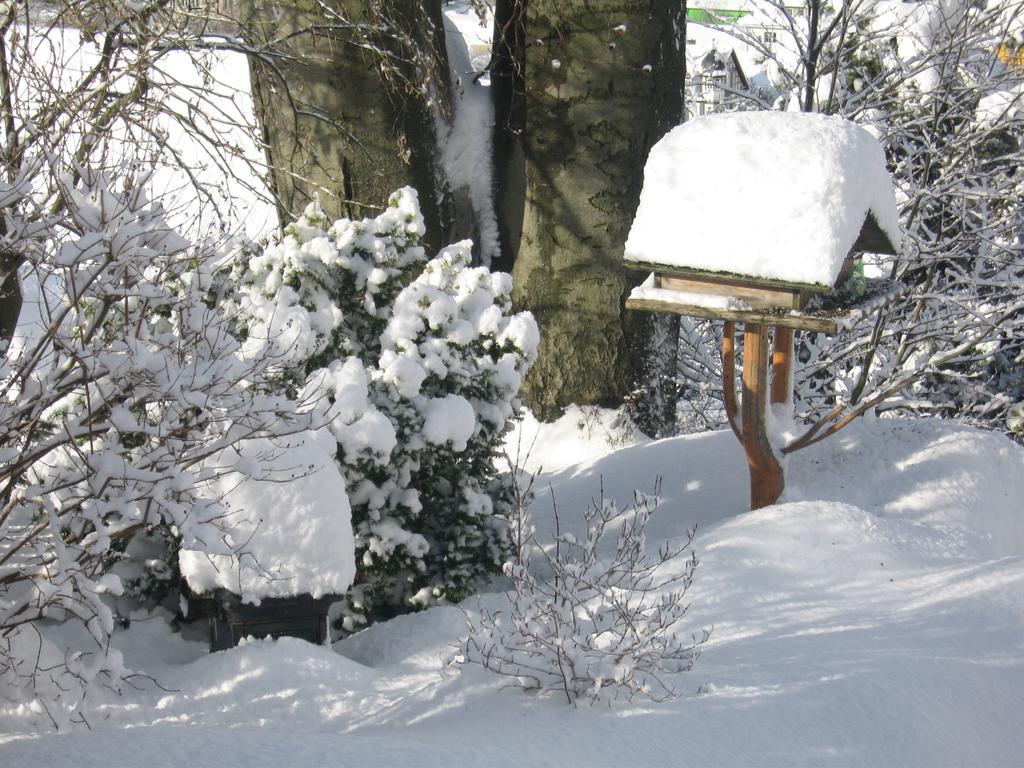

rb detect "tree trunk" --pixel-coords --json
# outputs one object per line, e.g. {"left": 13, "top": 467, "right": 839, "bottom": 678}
{"left": 245, "top": 0, "right": 453, "bottom": 246}
{"left": 506, "top": 0, "right": 686, "bottom": 420}
{"left": 0, "top": 263, "right": 20, "bottom": 348}
{"left": 490, "top": 0, "right": 527, "bottom": 274}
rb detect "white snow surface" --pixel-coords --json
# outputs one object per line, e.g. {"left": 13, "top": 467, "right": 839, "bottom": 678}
{"left": 624, "top": 112, "right": 901, "bottom": 287}
{"left": 441, "top": 1, "right": 500, "bottom": 264}
{"left": 178, "top": 431, "right": 355, "bottom": 604}
{"left": 3, "top": 416, "right": 1023, "bottom": 765}
{"left": 502, "top": 404, "right": 645, "bottom": 475}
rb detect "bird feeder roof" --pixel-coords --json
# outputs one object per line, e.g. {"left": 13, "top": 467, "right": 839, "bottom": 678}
{"left": 624, "top": 112, "right": 901, "bottom": 290}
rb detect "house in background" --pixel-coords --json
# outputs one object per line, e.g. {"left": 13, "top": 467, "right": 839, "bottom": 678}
{"left": 997, "top": 40, "right": 1024, "bottom": 69}
{"left": 689, "top": 47, "right": 750, "bottom": 117}
{"left": 685, "top": 1, "right": 805, "bottom": 116}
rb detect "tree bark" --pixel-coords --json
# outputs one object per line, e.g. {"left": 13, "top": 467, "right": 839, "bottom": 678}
{"left": 506, "top": 0, "right": 686, "bottom": 421}
{"left": 490, "top": 0, "right": 528, "bottom": 274}
{"left": 0, "top": 262, "right": 20, "bottom": 347}
{"left": 245, "top": 0, "right": 453, "bottom": 247}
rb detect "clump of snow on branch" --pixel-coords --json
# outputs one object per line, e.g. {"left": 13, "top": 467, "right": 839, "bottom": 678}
{"left": 454, "top": 480, "right": 708, "bottom": 704}
{"left": 220, "top": 188, "right": 538, "bottom": 630}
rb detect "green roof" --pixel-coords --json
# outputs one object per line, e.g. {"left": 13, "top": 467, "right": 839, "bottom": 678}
{"left": 687, "top": 8, "right": 753, "bottom": 24}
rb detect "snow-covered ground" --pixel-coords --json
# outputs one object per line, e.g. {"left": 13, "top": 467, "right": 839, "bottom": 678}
{"left": 2, "top": 414, "right": 1022, "bottom": 766}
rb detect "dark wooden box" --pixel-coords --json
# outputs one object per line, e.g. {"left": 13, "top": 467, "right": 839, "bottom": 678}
{"left": 202, "top": 589, "right": 337, "bottom": 651}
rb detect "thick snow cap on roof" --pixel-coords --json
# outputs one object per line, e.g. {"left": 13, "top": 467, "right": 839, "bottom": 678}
{"left": 624, "top": 112, "right": 901, "bottom": 288}
{"left": 179, "top": 431, "right": 356, "bottom": 605}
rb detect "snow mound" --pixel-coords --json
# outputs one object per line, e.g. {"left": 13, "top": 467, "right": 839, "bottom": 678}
{"left": 530, "top": 415, "right": 1024, "bottom": 562}
{"left": 4, "top": 418, "right": 1023, "bottom": 767}
{"left": 335, "top": 604, "right": 468, "bottom": 668}
{"left": 502, "top": 405, "right": 646, "bottom": 475}
{"left": 788, "top": 417, "right": 1024, "bottom": 559}
{"left": 624, "top": 111, "right": 901, "bottom": 287}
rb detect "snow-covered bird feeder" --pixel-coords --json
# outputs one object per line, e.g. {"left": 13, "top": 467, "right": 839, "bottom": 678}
{"left": 623, "top": 112, "right": 901, "bottom": 509}
{"left": 624, "top": 111, "right": 900, "bottom": 332}
{"left": 179, "top": 435, "right": 356, "bottom": 651}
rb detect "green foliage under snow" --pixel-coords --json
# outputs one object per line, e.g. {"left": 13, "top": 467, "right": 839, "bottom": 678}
{"left": 220, "top": 188, "right": 539, "bottom": 630}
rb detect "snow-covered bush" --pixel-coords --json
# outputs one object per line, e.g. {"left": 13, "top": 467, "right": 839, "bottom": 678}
{"left": 454, "top": 482, "right": 708, "bottom": 704}
{"left": 0, "top": 161, "right": 317, "bottom": 728}
{"left": 222, "top": 188, "right": 538, "bottom": 629}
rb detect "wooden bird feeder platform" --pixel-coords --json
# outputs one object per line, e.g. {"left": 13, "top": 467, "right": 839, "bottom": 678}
{"left": 624, "top": 220, "right": 899, "bottom": 509}
{"left": 624, "top": 211, "right": 897, "bottom": 335}
{"left": 623, "top": 112, "right": 902, "bottom": 510}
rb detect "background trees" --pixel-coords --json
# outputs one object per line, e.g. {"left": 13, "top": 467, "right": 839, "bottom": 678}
{"left": 248, "top": 0, "right": 1023, "bottom": 437}
{"left": 819, "top": 0, "right": 1024, "bottom": 435}
{"left": 0, "top": 0, "right": 271, "bottom": 335}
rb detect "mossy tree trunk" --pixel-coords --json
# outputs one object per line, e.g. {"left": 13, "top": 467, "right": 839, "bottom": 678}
{"left": 245, "top": 0, "right": 454, "bottom": 247}
{"left": 501, "top": 0, "right": 686, "bottom": 421}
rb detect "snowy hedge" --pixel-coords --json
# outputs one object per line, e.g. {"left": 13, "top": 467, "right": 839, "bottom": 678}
{"left": 221, "top": 188, "right": 539, "bottom": 629}
{"left": 0, "top": 162, "right": 320, "bottom": 727}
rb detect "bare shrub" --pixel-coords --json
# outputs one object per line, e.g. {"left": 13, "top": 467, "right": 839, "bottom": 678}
{"left": 454, "top": 477, "right": 709, "bottom": 704}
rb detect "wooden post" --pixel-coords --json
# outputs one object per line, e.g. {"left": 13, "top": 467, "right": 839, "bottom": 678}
{"left": 721, "top": 320, "right": 741, "bottom": 440}
{"left": 771, "top": 326, "right": 794, "bottom": 405}
{"left": 741, "top": 323, "right": 785, "bottom": 509}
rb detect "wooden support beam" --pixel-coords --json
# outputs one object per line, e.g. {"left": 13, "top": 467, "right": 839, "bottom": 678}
{"left": 658, "top": 274, "right": 803, "bottom": 310}
{"left": 721, "top": 320, "right": 741, "bottom": 440}
{"left": 624, "top": 295, "right": 839, "bottom": 334}
{"left": 622, "top": 258, "right": 829, "bottom": 294}
{"left": 771, "top": 326, "right": 795, "bottom": 405}
{"left": 741, "top": 323, "right": 785, "bottom": 510}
